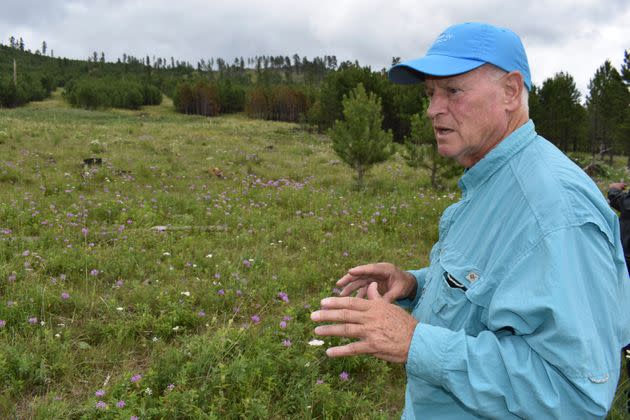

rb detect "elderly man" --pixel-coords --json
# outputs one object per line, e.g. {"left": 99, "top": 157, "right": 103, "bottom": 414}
{"left": 311, "top": 22, "right": 630, "bottom": 418}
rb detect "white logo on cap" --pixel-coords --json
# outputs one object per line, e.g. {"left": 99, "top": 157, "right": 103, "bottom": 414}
{"left": 434, "top": 32, "right": 452, "bottom": 44}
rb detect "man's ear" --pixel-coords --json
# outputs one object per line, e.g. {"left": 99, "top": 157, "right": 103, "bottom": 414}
{"left": 502, "top": 71, "right": 524, "bottom": 111}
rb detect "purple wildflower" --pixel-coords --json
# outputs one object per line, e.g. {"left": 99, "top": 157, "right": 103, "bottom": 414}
{"left": 7, "top": 273, "right": 16, "bottom": 282}
{"left": 90, "top": 269, "right": 99, "bottom": 277}
{"left": 81, "top": 227, "right": 88, "bottom": 236}
{"left": 251, "top": 315, "right": 260, "bottom": 324}
{"left": 236, "top": 289, "right": 243, "bottom": 297}
{"left": 95, "top": 401, "right": 106, "bottom": 409}
{"left": 116, "top": 400, "right": 126, "bottom": 408}
{"left": 130, "top": 374, "right": 142, "bottom": 383}
{"left": 95, "top": 389, "right": 105, "bottom": 397}
{"left": 277, "top": 291, "right": 289, "bottom": 303}
{"left": 167, "top": 383, "right": 175, "bottom": 391}
{"left": 61, "top": 292, "right": 70, "bottom": 300}
{"left": 282, "top": 339, "right": 292, "bottom": 347}
{"left": 0, "top": 320, "right": 6, "bottom": 328}
{"left": 217, "top": 289, "right": 225, "bottom": 296}
{"left": 242, "top": 259, "right": 252, "bottom": 268}
{"left": 339, "top": 371, "right": 350, "bottom": 381}
{"left": 22, "top": 250, "right": 30, "bottom": 257}
{"left": 279, "top": 320, "right": 287, "bottom": 329}
{"left": 28, "top": 317, "right": 38, "bottom": 325}
{"left": 316, "top": 379, "right": 324, "bottom": 385}
{"left": 197, "top": 310, "right": 206, "bottom": 317}
{"left": 115, "top": 279, "right": 124, "bottom": 288}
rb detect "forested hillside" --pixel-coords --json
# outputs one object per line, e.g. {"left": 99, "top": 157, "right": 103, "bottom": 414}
{"left": 1, "top": 39, "right": 629, "bottom": 162}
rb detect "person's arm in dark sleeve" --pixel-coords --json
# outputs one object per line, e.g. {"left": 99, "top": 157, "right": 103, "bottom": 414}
{"left": 607, "top": 183, "right": 628, "bottom": 212}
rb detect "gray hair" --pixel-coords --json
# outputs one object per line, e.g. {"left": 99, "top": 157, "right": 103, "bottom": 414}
{"left": 483, "top": 64, "right": 529, "bottom": 113}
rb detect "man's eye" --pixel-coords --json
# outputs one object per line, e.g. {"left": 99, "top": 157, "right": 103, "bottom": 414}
{"left": 447, "top": 88, "right": 460, "bottom": 95}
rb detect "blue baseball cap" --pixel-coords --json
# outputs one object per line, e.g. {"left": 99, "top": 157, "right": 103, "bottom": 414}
{"left": 389, "top": 22, "right": 531, "bottom": 90}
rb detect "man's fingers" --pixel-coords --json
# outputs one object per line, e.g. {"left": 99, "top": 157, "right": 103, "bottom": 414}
{"left": 366, "top": 282, "right": 382, "bottom": 300}
{"left": 310, "top": 308, "right": 366, "bottom": 324}
{"left": 339, "top": 279, "right": 370, "bottom": 297}
{"left": 317, "top": 296, "right": 371, "bottom": 311}
{"left": 381, "top": 290, "right": 398, "bottom": 303}
{"left": 325, "top": 340, "right": 373, "bottom": 358}
{"left": 313, "top": 323, "right": 363, "bottom": 338}
{"left": 356, "top": 286, "right": 367, "bottom": 299}
{"left": 337, "top": 263, "right": 389, "bottom": 287}
{"left": 347, "top": 263, "right": 388, "bottom": 277}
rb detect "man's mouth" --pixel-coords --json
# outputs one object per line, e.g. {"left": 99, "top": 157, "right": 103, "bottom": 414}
{"left": 435, "top": 126, "right": 454, "bottom": 136}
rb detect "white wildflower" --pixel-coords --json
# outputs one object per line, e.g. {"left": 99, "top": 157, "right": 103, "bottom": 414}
{"left": 308, "top": 339, "right": 325, "bottom": 346}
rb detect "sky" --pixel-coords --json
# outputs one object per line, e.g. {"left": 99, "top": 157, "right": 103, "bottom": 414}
{"left": 1, "top": 0, "right": 629, "bottom": 99}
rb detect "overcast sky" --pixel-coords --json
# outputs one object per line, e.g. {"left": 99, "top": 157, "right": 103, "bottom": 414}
{"left": 1, "top": 0, "right": 628, "bottom": 98}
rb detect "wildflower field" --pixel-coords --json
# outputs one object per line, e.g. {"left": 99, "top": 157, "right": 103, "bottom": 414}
{"left": 0, "top": 92, "right": 627, "bottom": 419}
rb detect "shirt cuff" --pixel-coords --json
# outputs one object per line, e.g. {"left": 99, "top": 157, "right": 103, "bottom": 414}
{"left": 406, "top": 323, "right": 455, "bottom": 386}
{"left": 396, "top": 269, "right": 426, "bottom": 310}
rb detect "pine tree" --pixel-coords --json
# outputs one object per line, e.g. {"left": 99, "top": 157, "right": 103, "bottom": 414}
{"left": 622, "top": 50, "right": 630, "bottom": 85}
{"left": 535, "top": 72, "right": 586, "bottom": 152}
{"left": 329, "top": 83, "right": 394, "bottom": 188}
{"left": 402, "top": 98, "right": 460, "bottom": 188}
{"left": 586, "top": 60, "right": 629, "bottom": 162}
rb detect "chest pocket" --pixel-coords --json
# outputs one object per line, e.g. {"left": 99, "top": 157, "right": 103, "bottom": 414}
{"left": 430, "top": 251, "right": 487, "bottom": 334}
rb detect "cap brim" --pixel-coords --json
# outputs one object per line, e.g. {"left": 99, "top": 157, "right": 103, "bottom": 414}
{"left": 389, "top": 55, "right": 486, "bottom": 84}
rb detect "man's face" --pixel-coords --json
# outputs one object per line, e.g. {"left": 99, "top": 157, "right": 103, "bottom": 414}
{"left": 425, "top": 66, "right": 510, "bottom": 168}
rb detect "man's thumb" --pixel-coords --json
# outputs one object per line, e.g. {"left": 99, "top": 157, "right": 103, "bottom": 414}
{"left": 367, "top": 282, "right": 382, "bottom": 300}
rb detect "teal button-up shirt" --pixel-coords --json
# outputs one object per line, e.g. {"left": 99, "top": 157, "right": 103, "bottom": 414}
{"left": 400, "top": 121, "right": 630, "bottom": 419}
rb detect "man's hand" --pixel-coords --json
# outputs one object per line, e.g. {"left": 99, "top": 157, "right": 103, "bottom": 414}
{"left": 609, "top": 182, "right": 626, "bottom": 190}
{"left": 311, "top": 282, "right": 418, "bottom": 363}
{"left": 336, "top": 262, "right": 417, "bottom": 303}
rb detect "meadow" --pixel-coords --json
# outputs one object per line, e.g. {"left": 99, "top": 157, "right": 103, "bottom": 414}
{"left": 0, "top": 92, "right": 627, "bottom": 419}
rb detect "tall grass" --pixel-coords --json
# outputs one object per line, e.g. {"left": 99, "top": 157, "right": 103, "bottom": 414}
{"left": 0, "top": 92, "right": 626, "bottom": 419}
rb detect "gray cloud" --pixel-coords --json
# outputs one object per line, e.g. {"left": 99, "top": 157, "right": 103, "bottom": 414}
{"left": 0, "top": 0, "right": 628, "bottom": 95}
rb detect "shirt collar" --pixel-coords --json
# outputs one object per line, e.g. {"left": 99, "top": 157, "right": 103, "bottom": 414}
{"left": 459, "top": 120, "right": 536, "bottom": 194}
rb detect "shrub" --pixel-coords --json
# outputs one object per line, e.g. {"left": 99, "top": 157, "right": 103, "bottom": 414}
{"left": 245, "top": 85, "right": 309, "bottom": 122}
{"left": 173, "top": 80, "right": 220, "bottom": 116}
{"left": 63, "top": 77, "right": 162, "bottom": 109}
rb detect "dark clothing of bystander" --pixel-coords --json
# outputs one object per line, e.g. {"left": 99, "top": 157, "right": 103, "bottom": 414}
{"left": 608, "top": 187, "right": 630, "bottom": 275}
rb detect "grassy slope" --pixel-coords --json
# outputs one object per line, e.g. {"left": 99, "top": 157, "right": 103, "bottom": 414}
{"left": 0, "top": 92, "right": 627, "bottom": 418}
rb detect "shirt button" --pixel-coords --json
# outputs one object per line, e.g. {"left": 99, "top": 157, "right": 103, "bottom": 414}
{"left": 466, "top": 272, "right": 479, "bottom": 282}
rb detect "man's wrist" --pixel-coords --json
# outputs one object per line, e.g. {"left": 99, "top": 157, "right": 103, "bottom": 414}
{"left": 405, "top": 271, "right": 418, "bottom": 300}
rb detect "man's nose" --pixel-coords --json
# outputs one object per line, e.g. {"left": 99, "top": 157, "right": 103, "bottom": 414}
{"left": 426, "top": 95, "right": 445, "bottom": 119}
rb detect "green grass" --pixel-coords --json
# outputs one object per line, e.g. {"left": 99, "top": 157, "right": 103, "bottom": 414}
{"left": 0, "top": 92, "right": 627, "bottom": 419}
